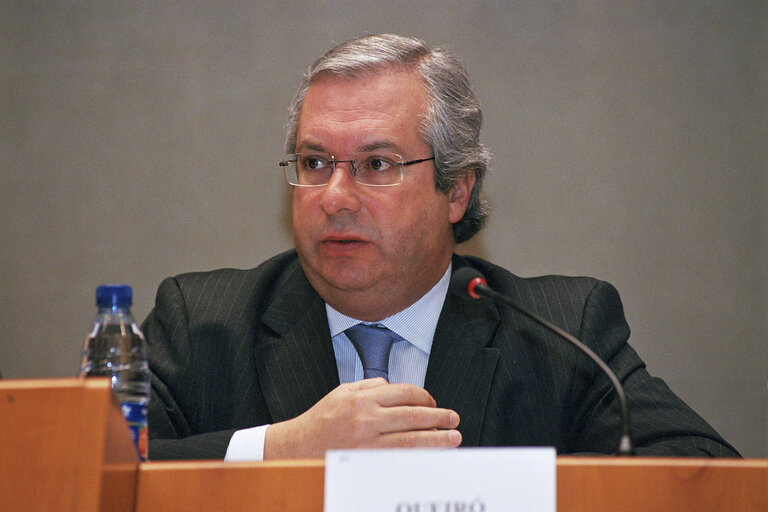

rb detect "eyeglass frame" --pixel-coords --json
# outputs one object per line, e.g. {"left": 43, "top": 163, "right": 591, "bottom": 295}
{"left": 279, "top": 152, "right": 436, "bottom": 187}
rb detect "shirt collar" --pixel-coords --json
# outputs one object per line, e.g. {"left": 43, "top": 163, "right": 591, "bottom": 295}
{"left": 326, "top": 263, "right": 452, "bottom": 355}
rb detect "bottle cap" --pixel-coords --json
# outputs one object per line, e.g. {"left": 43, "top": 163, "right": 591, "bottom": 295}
{"left": 96, "top": 284, "right": 133, "bottom": 307}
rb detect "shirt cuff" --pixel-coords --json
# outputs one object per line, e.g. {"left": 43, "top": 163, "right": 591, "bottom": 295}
{"left": 224, "top": 424, "right": 270, "bottom": 462}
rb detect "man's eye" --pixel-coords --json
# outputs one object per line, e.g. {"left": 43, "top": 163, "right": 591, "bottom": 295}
{"left": 302, "top": 156, "right": 328, "bottom": 170}
{"left": 364, "top": 157, "right": 395, "bottom": 171}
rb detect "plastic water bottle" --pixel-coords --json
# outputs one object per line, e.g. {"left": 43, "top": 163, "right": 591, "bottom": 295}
{"left": 79, "top": 284, "right": 150, "bottom": 460}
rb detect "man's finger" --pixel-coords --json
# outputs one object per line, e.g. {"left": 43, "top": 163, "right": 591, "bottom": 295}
{"left": 370, "top": 382, "right": 438, "bottom": 408}
{"left": 377, "top": 406, "right": 460, "bottom": 433}
{"left": 344, "top": 377, "right": 389, "bottom": 392}
{"left": 375, "top": 428, "right": 463, "bottom": 449}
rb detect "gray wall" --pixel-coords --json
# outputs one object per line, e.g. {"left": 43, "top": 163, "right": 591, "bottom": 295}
{"left": 1, "top": 2, "right": 765, "bottom": 457}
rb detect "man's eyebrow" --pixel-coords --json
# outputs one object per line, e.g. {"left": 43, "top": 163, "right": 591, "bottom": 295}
{"left": 296, "top": 141, "right": 327, "bottom": 153}
{"left": 358, "top": 141, "right": 400, "bottom": 153}
{"left": 295, "top": 140, "right": 402, "bottom": 154}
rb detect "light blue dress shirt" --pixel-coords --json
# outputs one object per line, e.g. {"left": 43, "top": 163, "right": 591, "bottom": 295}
{"left": 328, "top": 263, "right": 450, "bottom": 387}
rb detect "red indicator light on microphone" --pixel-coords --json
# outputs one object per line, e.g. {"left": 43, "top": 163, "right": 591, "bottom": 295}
{"left": 468, "top": 277, "right": 487, "bottom": 299}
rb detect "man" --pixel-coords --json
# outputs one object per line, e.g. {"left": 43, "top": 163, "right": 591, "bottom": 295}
{"left": 144, "top": 34, "right": 738, "bottom": 460}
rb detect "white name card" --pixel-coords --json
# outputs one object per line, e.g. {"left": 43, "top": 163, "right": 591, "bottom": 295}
{"left": 325, "top": 447, "right": 556, "bottom": 512}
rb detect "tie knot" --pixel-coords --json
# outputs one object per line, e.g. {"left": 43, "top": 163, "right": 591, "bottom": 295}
{"left": 344, "top": 324, "right": 398, "bottom": 381}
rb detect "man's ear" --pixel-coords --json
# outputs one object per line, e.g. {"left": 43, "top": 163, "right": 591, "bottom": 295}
{"left": 447, "top": 170, "right": 477, "bottom": 224}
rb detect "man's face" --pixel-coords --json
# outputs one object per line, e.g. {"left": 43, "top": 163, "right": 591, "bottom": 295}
{"left": 291, "top": 70, "right": 473, "bottom": 321}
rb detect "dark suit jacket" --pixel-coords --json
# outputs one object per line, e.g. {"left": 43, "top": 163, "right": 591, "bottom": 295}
{"left": 144, "top": 250, "right": 738, "bottom": 460}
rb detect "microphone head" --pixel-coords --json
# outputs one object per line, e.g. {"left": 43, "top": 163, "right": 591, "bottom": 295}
{"left": 450, "top": 267, "right": 488, "bottom": 299}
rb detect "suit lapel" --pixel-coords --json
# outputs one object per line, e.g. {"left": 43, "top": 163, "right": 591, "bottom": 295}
{"left": 253, "top": 261, "right": 340, "bottom": 423}
{"left": 425, "top": 257, "right": 501, "bottom": 446}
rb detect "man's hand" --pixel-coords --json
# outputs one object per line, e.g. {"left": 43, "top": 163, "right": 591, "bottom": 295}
{"left": 263, "top": 379, "right": 461, "bottom": 459}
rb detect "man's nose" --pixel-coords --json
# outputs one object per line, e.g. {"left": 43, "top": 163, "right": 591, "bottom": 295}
{"left": 320, "top": 161, "right": 362, "bottom": 214}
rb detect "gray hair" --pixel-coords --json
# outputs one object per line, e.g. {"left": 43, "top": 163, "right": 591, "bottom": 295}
{"left": 284, "top": 34, "right": 490, "bottom": 243}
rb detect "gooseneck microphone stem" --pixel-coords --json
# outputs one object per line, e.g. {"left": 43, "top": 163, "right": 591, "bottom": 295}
{"left": 452, "top": 267, "right": 634, "bottom": 456}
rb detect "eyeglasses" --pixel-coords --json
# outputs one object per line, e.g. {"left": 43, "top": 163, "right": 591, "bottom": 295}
{"left": 279, "top": 152, "right": 435, "bottom": 187}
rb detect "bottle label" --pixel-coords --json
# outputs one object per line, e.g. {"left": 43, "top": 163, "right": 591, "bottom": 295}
{"left": 120, "top": 402, "right": 148, "bottom": 461}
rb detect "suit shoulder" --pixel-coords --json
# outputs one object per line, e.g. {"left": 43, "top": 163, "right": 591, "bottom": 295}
{"left": 169, "top": 250, "right": 298, "bottom": 288}
{"left": 454, "top": 254, "right": 619, "bottom": 307}
{"left": 155, "top": 250, "right": 300, "bottom": 317}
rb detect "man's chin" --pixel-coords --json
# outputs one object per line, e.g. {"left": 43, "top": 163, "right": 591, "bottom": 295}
{"left": 320, "top": 270, "right": 380, "bottom": 294}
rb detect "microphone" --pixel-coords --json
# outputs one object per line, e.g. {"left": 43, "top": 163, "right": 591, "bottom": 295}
{"left": 450, "top": 267, "right": 634, "bottom": 456}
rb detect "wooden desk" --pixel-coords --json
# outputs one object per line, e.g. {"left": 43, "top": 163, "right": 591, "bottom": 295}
{"left": 136, "top": 457, "right": 767, "bottom": 512}
{"left": 2, "top": 379, "right": 765, "bottom": 511}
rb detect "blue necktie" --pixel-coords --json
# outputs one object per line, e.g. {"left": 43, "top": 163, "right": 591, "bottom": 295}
{"left": 345, "top": 324, "right": 398, "bottom": 381}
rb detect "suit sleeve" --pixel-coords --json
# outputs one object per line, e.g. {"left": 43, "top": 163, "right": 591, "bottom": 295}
{"left": 143, "top": 276, "right": 237, "bottom": 460}
{"left": 568, "top": 281, "right": 740, "bottom": 457}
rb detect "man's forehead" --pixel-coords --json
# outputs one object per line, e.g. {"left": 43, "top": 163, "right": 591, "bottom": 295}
{"left": 299, "top": 69, "right": 427, "bottom": 126}
{"left": 296, "top": 69, "right": 428, "bottom": 149}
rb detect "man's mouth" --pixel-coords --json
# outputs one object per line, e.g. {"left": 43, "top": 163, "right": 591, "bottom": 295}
{"left": 324, "top": 238, "right": 366, "bottom": 245}
{"left": 320, "top": 236, "right": 370, "bottom": 253}
{"left": 322, "top": 234, "right": 367, "bottom": 243}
